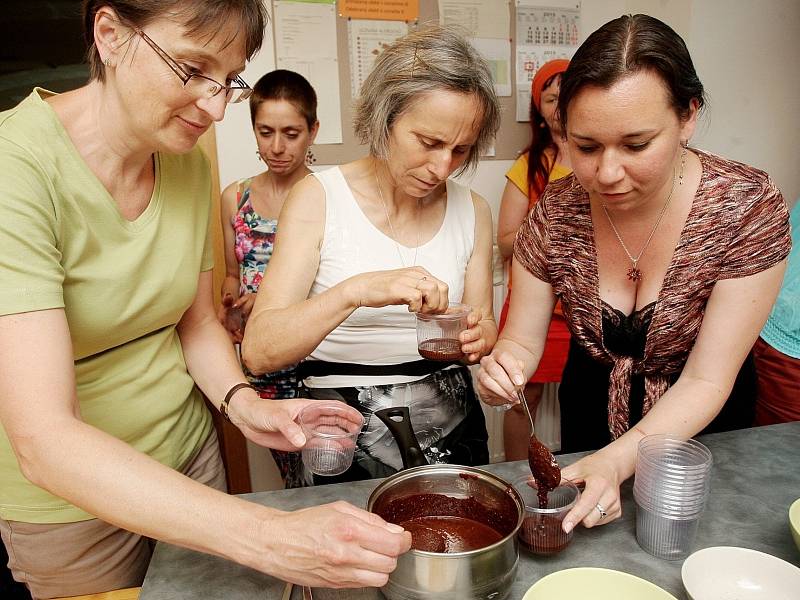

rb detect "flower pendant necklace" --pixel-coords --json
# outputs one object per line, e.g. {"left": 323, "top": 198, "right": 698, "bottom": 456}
{"left": 375, "top": 169, "right": 421, "bottom": 268}
{"left": 600, "top": 147, "right": 686, "bottom": 282}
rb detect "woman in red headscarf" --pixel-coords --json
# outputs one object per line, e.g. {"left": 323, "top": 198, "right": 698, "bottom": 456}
{"left": 497, "top": 59, "right": 571, "bottom": 460}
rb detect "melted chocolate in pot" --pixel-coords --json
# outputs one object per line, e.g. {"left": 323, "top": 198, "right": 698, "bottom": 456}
{"left": 402, "top": 516, "right": 503, "bottom": 552}
{"left": 375, "top": 492, "right": 518, "bottom": 553}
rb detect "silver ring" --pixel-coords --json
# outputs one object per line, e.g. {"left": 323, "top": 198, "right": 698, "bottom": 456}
{"left": 595, "top": 503, "right": 608, "bottom": 519}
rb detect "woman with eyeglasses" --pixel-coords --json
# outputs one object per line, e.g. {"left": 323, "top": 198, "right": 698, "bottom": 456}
{"left": 0, "top": 1, "right": 409, "bottom": 597}
{"left": 218, "top": 70, "right": 319, "bottom": 488}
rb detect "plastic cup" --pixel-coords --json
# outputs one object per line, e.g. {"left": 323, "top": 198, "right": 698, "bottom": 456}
{"left": 416, "top": 303, "right": 470, "bottom": 361}
{"left": 635, "top": 500, "right": 701, "bottom": 560}
{"left": 633, "top": 435, "right": 712, "bottom": 559}
{"left": 633, "top": 486, "right": 708, "bottom": 520}
{"left": 299, "top": 402, "right": 364, "bottom": 476}
{"left": 513, "top": 475, "right": 580, "bottom": 555}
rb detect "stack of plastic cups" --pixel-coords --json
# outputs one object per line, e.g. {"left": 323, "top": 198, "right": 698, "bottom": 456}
{"left": 633, "top": 434, "right": 713, "bottom": 560}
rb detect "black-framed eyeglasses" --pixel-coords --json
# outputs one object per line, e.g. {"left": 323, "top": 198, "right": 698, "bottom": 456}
{"left": 129, "top": 25, "right": 252, "bottom": 104}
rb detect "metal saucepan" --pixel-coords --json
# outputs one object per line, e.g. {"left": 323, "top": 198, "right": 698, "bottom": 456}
{"left": 368, "top": 407, "right": 524, "bottom": 600}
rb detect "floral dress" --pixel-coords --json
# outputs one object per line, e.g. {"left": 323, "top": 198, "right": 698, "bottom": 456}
{"left": 233, "top": 178, "right": 305, "bottom": 487}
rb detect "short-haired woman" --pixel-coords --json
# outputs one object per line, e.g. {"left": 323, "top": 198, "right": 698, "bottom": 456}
{"left": 243, "top": 24, "right": 500, "bottom": 482}
{"left": 219, "top": 69, "right": 319, "bottom": 488}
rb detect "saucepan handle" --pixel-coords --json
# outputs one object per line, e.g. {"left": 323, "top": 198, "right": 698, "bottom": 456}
{"left": 374, "top": 406, "right": 428, "bottom": 469}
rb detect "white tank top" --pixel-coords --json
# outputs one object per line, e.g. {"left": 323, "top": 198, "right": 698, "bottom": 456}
{"left": 305, "top": 166, "right": 476, "bottom": 388}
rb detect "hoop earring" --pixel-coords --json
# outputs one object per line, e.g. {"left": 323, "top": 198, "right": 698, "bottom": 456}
{"left": 305, "top": 147, "right": 316, "bottom": 166}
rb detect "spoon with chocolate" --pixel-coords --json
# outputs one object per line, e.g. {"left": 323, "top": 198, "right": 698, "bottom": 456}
{"left": 516, "top": 385, "right": 561, "bottom": 507}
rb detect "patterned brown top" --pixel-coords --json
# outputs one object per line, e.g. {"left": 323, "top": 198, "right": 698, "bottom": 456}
{"left": 515, "top": 149, "right": 791, "bottom": 439}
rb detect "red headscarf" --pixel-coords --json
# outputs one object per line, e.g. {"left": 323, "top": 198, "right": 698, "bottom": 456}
{"left": 531, "top": 59, "right": 570, "bottom": 112}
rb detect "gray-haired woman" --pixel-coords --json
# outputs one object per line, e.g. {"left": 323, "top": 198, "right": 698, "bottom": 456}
{"left": 243, "top": 25, "right": 500, "bottom": 482}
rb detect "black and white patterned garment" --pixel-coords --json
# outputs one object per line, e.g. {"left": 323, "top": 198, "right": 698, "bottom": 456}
{"left": 303, "top": 366, "right": 489, "bottom": 484}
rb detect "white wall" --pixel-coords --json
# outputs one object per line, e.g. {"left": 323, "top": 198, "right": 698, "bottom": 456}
{"left": 688, "top": 0, "right": 800, "bottom": 205}
{"left": 218, "top": 0, "right": 799, "bottom": 202}
{"left": 216, "top": 2, "right": 275, "bottom": 194}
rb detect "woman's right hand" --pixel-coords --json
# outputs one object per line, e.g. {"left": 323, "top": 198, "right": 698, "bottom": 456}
{"left": 348, "top": 267, "right": 449, "bottom": 313}
{"left": 476, "top": 348, "right": 527, "bottom": 407}
{"left": 261, "top": 501, "right": 412, "bottom": 588}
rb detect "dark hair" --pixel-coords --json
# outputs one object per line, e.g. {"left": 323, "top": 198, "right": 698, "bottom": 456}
{"left": 558, "top": 14, "right": 705, "bottom": 132}
{"left": 82, "top": 0, "right": 267, "bottom": 82}
{"left": 526, "top": 72, "right": 561, "bottom": 200}
{"left": 249, "top": 69, "right": 318, "bottom": 129}
{"left": 353, "top": 23, "right": 500, "bottom": 176}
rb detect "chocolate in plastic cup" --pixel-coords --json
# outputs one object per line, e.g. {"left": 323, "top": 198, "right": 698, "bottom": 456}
{"left": 513, "top": 475, "right": 580, "bottom": 555}
{"left": 299, "top": 402, "right": 364, "bottom": 476}
{"left": 416, "top": 303, "right": 471, "bottom": 361}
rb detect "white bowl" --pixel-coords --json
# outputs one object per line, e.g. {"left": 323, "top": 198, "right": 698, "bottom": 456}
{"left": 523, "top": 567, "right": 678, "bottom": 600}
{"left": 682, "top": 546, "right": 800, "bottom": 600}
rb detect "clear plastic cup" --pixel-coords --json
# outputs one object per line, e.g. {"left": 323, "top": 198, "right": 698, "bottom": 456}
{"left": 635, "top": 500, "right": 701, "bottom": 560}
{"left": 633, "top": 487, "right": 708, "bottom": 519}
{"left": 299, "top": 402, "right": 364, "bottom": 476}
{"left": 637, "top": 436, "right": 712, "bottom": 469}
{"left": 416, "top": 303, "right": 471, "bottom": 361}
{"left": 513, "top": 475, "right": 580, "bottom": 555}
{"left": 633, "top": 473, "right": 710, "bottom": 504}
{"left": 633, "top": 435, "right": 712, "bottom": 559}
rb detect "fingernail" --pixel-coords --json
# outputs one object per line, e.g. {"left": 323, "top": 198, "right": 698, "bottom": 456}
{"left": 563, "top": 520, "right": 574, "bottom": 534}
{"left": 513, "top": 376, "right": 524, "bottom": 386}
{"left": 292, "top": 434, "right": 306, "bottom": 446}
{"left": 386, "top": 523, "right": 404, "bottom": 533}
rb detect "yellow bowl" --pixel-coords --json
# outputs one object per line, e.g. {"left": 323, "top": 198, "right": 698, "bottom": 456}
{"left": 522, "top": 567, "right": 678, "bottom": 600}
{"left": 790, "top": 498, "right": 800, "bottom": 553}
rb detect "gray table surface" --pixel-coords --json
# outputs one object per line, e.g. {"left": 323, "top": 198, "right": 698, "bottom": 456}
{"left": 141, "top": 422, "right": 800, "bottom": 599}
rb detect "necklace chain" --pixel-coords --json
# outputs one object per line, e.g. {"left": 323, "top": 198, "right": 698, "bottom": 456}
{"left": 601, "top": 151, "right": 683, "bottom": 282}
{"left": 375, "top": 169, "right": 421, "bottom": 268}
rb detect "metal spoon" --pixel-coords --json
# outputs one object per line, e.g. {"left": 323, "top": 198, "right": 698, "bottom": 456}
{"left": 515, "top": 385, "right": 536, "bottom": 434}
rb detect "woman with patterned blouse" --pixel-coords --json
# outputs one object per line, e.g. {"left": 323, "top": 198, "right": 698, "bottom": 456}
{"left": 478, "top": 15, "right": 790, "bottom": 533}
{"left": 219, "top": 70, "right": 318, "bottom": 487}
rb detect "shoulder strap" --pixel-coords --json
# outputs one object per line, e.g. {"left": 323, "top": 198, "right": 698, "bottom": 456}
{"left": 236, "top": 177, "right": 253, "bottom": 211}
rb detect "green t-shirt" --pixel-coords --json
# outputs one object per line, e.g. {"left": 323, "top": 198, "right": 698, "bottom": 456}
{"left": 0, "top": 89, "right": 214, "bottom": 523}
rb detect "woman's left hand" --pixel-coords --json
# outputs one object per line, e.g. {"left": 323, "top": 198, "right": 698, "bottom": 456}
{"left": 227, "top": 392, "right": 360, "bottom": 452}
{"left": 459, "top": 308, "right": 493, "bottom": 363}
{"left": 560, "top": 451, "right": 624, "bottom": 532}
